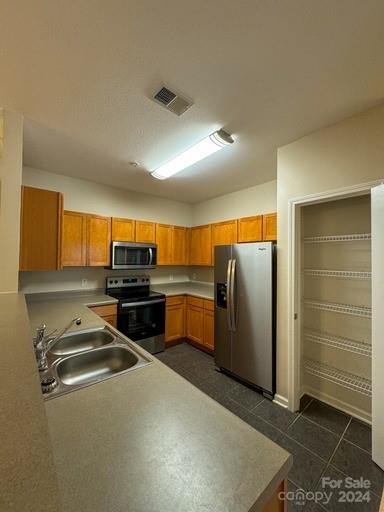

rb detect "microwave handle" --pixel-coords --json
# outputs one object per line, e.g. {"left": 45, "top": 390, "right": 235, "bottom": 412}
{"left": 148, "top": 247, "right": 153, "bottom": 266}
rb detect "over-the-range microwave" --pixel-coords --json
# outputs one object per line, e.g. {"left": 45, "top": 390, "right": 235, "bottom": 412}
{"left": 109, "top": 241, "right": 157, "bottom": 270}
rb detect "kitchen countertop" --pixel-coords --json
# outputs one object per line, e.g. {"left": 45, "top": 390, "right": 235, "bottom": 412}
{"left": 151, "top": 280, "right": 214, "bottom": 300}
{"left": 2, "top": 290, "right": 291, "bottom": 512}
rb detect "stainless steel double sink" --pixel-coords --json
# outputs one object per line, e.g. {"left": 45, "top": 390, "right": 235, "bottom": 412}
{"left": 41, "top": 325, "right": 152, "bottom": 399}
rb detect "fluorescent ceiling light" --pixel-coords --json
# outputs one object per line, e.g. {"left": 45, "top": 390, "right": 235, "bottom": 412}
{"left": 151, "top": 129, "right": 234, "bottom": 180}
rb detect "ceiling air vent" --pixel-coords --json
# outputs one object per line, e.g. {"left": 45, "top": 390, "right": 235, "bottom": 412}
{"left": 153, "top": 86, "right": 193, "bottom": 116}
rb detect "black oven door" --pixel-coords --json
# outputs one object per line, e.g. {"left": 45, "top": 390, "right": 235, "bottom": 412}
{"left": 117, "top": 297, "right": 165, "bottom": 353}
{"left": 111, "top": 242, "right": 157, "bottom": 269}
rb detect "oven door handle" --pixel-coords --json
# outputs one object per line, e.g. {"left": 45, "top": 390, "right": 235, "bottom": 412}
{"left": 120, "top": 298, "right": 165, "bottom": 308}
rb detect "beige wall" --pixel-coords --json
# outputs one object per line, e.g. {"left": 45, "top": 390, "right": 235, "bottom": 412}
{"left": 276, "top": 103, "right": 384, "bottom": 401}
{"left": 0, "top": 109, "right": 23, "bottom": 292}
{"left": 23, "top": 166, "right": 193, "bottom": 226}
{"left": 192, "top": 180, "right": 277, "bottom": 225}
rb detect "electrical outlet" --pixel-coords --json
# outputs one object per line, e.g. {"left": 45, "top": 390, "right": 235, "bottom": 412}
{"left": 192, "top": 273, "right": 197, "bottom": 280}
{"left": 81, "top": 279, "right": 88, "bottom": 288}
{"left": 169, "top": 274, "right": 174, "bottom": 281}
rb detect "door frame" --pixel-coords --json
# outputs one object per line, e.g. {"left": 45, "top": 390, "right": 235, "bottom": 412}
{"left": 287, "top": 179, "right": 382, "bottom": 412}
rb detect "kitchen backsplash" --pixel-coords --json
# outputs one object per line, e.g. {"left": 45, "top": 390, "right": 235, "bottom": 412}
{"left": 19, "top": 266, "right": 214, "bottom": 294}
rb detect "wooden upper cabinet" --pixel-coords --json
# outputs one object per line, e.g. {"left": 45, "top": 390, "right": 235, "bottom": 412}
{"left": 87, "top": 214, "right": 111, "bottom": 266}
{"left": 212, "top": 220, "right": 238, "bottom": 246}
{"left": 238, "top": 215, "right": 263, "bottom": 242}
{"left": 111, "top": 217, "right": 135, "bottom": 241}
{"left": 156, "top": 224, "right": 173, "bottom": 265}
{"left": 263, "top": 213, "right": 277, "bottom": 241}
{"left": 172, "top": 226, "right": 188, "bottom": 265}
{"left": 20, "top": 186, "right": 63, "bottom": 271}
{"left": 62, "top": 211, "right": 87, "bottom": 267}
{"left": 189, "top": 225, "right": 212, "bottom": 266}
{"left": 135, "top": 220, "right": 156, "bottom": 243}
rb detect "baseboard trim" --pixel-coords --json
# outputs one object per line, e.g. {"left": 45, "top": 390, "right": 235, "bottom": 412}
{"left": 273, "top": 394, "right": 289, "bottom": 409}
{"left": 303, "top": 385, "right": 371, "bottom": 425}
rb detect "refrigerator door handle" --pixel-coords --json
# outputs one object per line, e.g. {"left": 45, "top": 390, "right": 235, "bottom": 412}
{"left": 230, "top": 258, "right": 237, "bottom": 331}
{"left": 226, "top": 259, "right": 233, "bottom": 330}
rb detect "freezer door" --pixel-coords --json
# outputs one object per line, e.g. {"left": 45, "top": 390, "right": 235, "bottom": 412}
{"left": 214, "top": 245, "right": 232, "bottom": 370}
{"left": 231, "top": 242, "right": 274, "bottom": 394}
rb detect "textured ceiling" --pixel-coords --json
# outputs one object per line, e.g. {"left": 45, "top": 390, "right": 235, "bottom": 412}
{"left": 1, "top": 0, "right": 384, "bottom": 203}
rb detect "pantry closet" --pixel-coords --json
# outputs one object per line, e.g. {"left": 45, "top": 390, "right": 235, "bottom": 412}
{"left": 300, "top": 194, "right": 372, "bottom": 422}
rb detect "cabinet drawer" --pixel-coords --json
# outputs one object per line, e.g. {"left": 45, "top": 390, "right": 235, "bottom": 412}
{"left": 187, "top": 296, "right": 204, "bottom": 308}
{"left": 166, "top": 295, "right": 185, "bottom": 306}
{"left": 203, "top": 299, "right": 214, "bottom": 311}
{"left": 89, "top": 304, "right": 117, "bottom": 317}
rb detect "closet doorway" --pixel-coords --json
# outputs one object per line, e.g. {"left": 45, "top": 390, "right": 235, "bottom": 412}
{"left": 287, "top": 181, "right": 384, "bottom": 470}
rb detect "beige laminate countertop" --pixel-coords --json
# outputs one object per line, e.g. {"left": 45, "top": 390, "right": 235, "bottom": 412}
{"left": 1, "top": 290, "right": 291, "bottom": 512}
{"left": 151, "top": 280, "right": 214, "bottom": 300}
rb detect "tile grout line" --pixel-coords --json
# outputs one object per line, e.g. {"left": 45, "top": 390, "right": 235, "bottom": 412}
{"left": 285, "top": 397, "right": 314, "bottom": 429}
{"left": 300, "top": 413, "right": 351, "bottom": 438}
{"left": 313, "top": 416, "right": 353, "bottom": 492}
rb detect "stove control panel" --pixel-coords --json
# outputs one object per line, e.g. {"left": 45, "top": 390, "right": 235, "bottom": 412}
{"left": 106, "top": 275, "right": 150, "bottom": 289}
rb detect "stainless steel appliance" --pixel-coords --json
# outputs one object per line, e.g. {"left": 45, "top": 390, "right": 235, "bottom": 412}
{"left": 110, "top": 241, "right": 157, "bottom": 270}
{"left": 214, "top": 242, "right": 276, "bottom": 399}
{"left": 106, "top": 275, "right": 165, "bottom": 354}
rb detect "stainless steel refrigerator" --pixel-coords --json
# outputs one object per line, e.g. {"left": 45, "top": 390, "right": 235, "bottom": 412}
{"left": 214, "top": 242, "right": 276, "bottom": 399}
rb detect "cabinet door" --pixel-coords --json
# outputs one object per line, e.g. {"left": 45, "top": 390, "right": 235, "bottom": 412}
{"left": 189, "top": 225, "right": 212, "bottom": 266}
{"left": 238, "top": 215, "right": 263, "bottom": 242}
{"left": 186, "top": 304, "right": 204, "bottom": 344}
{"left": 135, "top": 221, "right": 156, "bottom": 243}
{"left": 102, "top": 315, "right": 117, "bottom": 328}
{"left": 212, "top": 220, "right": 237, "bottom": 263}
{"left": 111, "top": 217, "right": 135, "bottom": 241}
{"left": 165, "top": 303, "right": 185, "bottom": 342}
{"left": 20, "top": 186, "right": 63, "bottom": 271}
{"left": 62, "top": 211, "right": 87, "bottom": 267}
{"left": 172, "top": 226, "right": 188, "bottom": 265}
{"left": 203, "top": 309, "right": 214, "bottom": 351}
{"left": 156, "top": 224, "right": 173, "bottom": 265}
{"left": 263, "top": 213, "right": 277, "bottom": 241}
{"left": 87, "top": 214, "right": 111, "bottom": 266}
{"left": 212, "top": 220, "right": 238, "bottom": 246}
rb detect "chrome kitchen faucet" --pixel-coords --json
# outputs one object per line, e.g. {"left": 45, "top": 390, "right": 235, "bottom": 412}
{"left": 34, "top": 317, "right": 82, "bottom": 370}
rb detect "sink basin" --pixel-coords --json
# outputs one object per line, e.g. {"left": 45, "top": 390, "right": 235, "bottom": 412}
{"left": 56, "top": 345, "right": 140, "bottom": 386}
{"left": 49, "top": 328, "right": 115, "bottom": 356}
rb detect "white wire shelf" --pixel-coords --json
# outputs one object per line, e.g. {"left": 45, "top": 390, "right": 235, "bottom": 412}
{"left": 303, "top": 269, "right": 371, "bottom": 280}
{"left": 304, "top": 330, "right": 371, "bottom": 357}
{"left": 304, "top": 300, "right": 372, "bottom": 318}
{"left": 304, "top": 359, "right": 372, "bottom": 396}
{"left": 303, "top": 233, "right": 371, "bottom": 243}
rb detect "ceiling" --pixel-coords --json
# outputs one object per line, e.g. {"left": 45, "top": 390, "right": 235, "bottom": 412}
{"left": 1, "top": 1, "right": 384, "bottom": 203}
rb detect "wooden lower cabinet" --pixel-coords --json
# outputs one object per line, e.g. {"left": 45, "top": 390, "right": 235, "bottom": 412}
{"left": 165, "top": 296, "right": 185, "bottom": 343}
{"left": 186, "top": 297, "right": 215, "bottom": 351}
{"left": 88, "top": 304, "right": 117, "bottom": 327}
{"left": 262, "top": 480, "right": 286, "bottom": 512}
{"left": 203, "top": 310, "right": 214, "bottom": 350}
{"left": 186, "top": 304, "right": 204, "bottom": 344}
{"left": 165, "top": 296, "right": 214, "bottom": 350}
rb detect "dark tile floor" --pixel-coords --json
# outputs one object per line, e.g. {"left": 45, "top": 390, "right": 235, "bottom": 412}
{"left": 156, "top": 342, "right": 383, "bottom": 511}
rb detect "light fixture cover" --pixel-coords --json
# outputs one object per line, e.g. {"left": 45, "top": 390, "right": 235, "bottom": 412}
{"left": 151, "top": 129, "right": 234, "bottom": 180}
